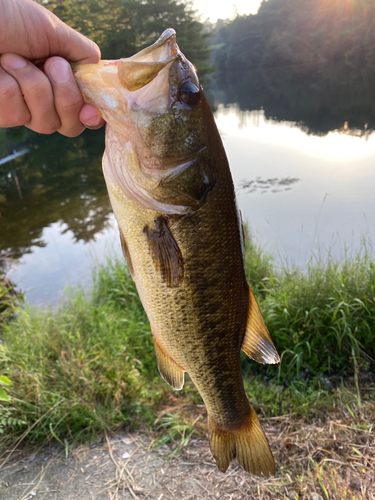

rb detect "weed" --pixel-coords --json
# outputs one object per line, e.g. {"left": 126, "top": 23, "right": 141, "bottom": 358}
{"left": 153, "top": 412, "right": 196, "bottom": 454}
{"left": 0, "top": 375, "right": 12, "bottom": 402}
{"left": 0, "top": 409, "right": 26, "bottom": 435}
{"left": 245, "top": 236, "right": 375, "bottom": 380}
{"left": 0, "top": 262, "right": 163, "bottom": 452}
{"left": 0, "top": 275, "right": 22, "bottom": 327}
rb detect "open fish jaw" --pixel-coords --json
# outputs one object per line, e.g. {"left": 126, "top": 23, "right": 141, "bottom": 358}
{"left": 73, "top": 31, "right": 178, "bottom": 130}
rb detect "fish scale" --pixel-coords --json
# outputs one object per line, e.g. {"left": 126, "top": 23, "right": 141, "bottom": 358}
{"left": 74, "top": 28, "right": 280, "bottom": 476}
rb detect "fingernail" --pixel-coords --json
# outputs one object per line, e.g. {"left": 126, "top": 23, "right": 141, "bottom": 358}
{"left": 48, "top": 59, "right": 71, "bottom": 84}
{"left": 83, "top": 114, "right": 102, "bottom": 127}
{"left": 2, "top": 54, "right": 27, "bottom": 70}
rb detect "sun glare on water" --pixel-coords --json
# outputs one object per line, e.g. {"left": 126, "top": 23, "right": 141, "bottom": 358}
{"left": 215, "top": 108, "right": 375, "bottom": 163}
{"left": 192, "top": 0, "right": 263, "bottom": 22}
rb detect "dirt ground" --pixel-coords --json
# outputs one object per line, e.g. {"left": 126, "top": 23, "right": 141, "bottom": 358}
{"left": 0, "top": 412, "right": 374, "bottom": 500}
{"left": 1, "top": 430, "right": 294, "bottom": 500}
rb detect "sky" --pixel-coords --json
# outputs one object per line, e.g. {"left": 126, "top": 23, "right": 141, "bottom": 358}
{"left": 192, "top": 0, "right": 263, "bottom": 22}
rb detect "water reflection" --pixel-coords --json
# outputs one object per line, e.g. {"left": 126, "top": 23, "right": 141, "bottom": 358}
{"left": 216, "top": 106, "right": 375, "bottom": 160}
{"left": 0, "top": 128, "right": 122, "bottom": 305}
{"left": 1, "top": 101, "right": 375, "bottom": 305}
{"left": 213, "top": 3, "right": 375, "bottom": 141}
{"left": 0, "top": 129, "right": 111, "bottom": 260}
{"left": 7, "top": 217, "right": 121, "bottom": 305}
{"left": 215, "top": 106, "right": 375, "bottom": 266}
{"left": 239, "top": 177, "right": 300, "bottom": 194}
{"left": 217, "top": 66, "right": 375, "bottom": 138}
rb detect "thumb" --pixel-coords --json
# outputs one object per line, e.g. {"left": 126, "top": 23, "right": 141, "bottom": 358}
{"left": 0, "top": 0, "right": 100, "bottom": 64}
{"left": 54, "top": 22, "right": 101, "bottom": 64}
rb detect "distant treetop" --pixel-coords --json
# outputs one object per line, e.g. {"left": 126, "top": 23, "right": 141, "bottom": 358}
{"left": 40, "top": 0, "right": 212, "bottom": 78}
{"left": 211, "top": 0, "right": 375, "bottom": 136}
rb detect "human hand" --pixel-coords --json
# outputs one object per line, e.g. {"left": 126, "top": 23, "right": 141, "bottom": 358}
{"left": 0, "top": 0, "right": 105, "bottom": 136}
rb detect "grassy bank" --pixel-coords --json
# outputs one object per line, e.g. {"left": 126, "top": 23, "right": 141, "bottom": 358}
{"left": 0, "top": 262, "right": 161, "bottom": 448}
{"left": 245, "top": 237, "right": 375, "bottom": 380}
{"left": 0, "top": 241, "right": 374, "bottom": 455}
{"left": 0, "top": 273, "right": 21, "bottom": 328}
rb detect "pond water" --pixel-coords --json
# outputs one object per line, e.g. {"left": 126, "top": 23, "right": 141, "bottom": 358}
{"left": 216, "top": 106, "right": 375, "bottom": 264}
{"left": 1, "top": 104, "right": 375, "bottom": 305}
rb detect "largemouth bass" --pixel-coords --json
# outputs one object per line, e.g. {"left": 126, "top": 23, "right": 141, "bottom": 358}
{"left": 74, "top": 29, "right": 280, "bottom": 476}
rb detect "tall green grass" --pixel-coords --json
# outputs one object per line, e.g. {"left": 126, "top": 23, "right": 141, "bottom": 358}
{"left": 0, "top": 238, "right": 374, "bottom": 451}
{"left": 245, "top": 237, "right": 375, "bottom": 379}
{"left": 0, "top": 262, "right": 162, "bottom": 448}
{"left": 0, "top": 275, "right": 22, "bottom": 327}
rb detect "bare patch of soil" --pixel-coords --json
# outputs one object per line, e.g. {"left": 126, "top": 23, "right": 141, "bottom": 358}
{"left": 0, "top": 413, "right": 374, "bottom": 500}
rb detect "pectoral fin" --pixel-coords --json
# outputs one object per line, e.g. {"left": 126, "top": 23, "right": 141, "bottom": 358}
{"left": 153, "top": 334, "right": 184, "bottom": 390}
{"left": 242, "top": 286, "right": 280, "bottom": 364}
{"left": 143, "top": 216, "right": 184, "bottom": 287}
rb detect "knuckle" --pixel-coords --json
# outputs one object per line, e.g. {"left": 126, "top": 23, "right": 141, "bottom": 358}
{"left": 0, "top": 118, "right": 25, "bottom": 128}
{"left": 0, "top": 109, "right": 30, "bottom": 128}
{"left": 37, "top": 123, "right": 59, "bottom": 135}
{"left": 56, "top": 90, "right": 83, "bottom": 112}
{"left": 92, "top": 43, "right": 101, "bottom": 61}
{"left": 29, "top": 116, "right": 61, "bottom": 135}
{"left": 58, "top": 122, "right": 85, "bottom": 138}
{"left": 61, "top": 128, "right": 85, "bottom": 138}
{"left": 0, "top": 78, "right": 20, "bottom": 103}
{"left": 28, "top": 77, "right": 50, "bottom": 98}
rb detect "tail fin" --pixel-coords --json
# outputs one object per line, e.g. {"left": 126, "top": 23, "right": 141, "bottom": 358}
{"left": 209, "top": 405, "right": 275, "bottom": 476}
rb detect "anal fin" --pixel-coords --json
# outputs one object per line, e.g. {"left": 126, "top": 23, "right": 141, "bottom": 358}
{"left": 242, "top": 285, "right": 280, "bottom": 364}
{"left": 153, "top": 335, "right": 184, "bottom": 390}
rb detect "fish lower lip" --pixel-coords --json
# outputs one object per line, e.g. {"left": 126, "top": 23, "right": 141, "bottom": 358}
{"left": 155, "top": 28, "right": 176, "bottom": 46}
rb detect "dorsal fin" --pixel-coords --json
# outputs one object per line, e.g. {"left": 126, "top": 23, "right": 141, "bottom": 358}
{"left": 143, "top": 216, "right": 184, "bottom": 287}
{"left": 153, "top": 334, "right": 185, "bottom": 390}
{"left": 242, "top": 286, "right": 280, "bottom": 364}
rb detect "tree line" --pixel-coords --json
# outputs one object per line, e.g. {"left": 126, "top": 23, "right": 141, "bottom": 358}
{"left": 40, "top": 0, "right": 212, "bottom": 77}
{"left": 212, "top": 0, "right": 375, "bottom": 135}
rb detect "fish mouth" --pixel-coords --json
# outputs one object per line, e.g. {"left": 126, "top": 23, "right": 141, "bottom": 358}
{"left": 116, "top": 29, "right": 179, "bottom": 92}
{"left": 74, "top": 29, "right": 180, "bottom": 100}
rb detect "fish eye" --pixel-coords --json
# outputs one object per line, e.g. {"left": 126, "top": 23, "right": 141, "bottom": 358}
{"left": 179, "top": 82, "right": 200, "bottom": 106}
